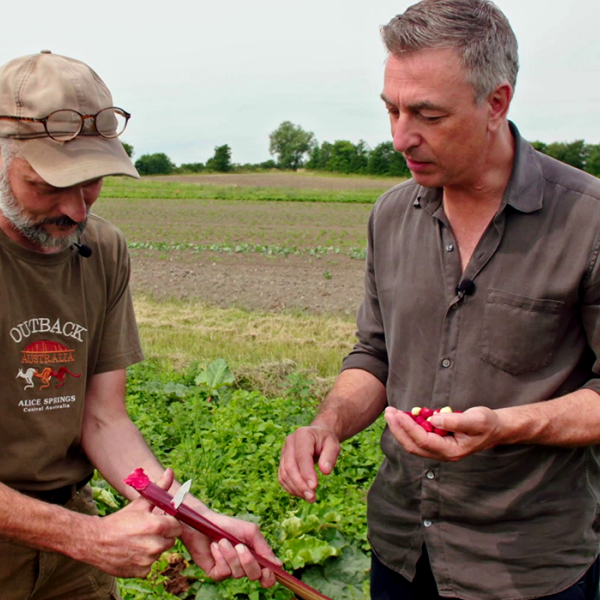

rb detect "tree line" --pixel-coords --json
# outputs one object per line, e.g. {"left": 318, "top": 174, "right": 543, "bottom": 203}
{"left": 123, "top": 121, "right": 600, "bottom": 178}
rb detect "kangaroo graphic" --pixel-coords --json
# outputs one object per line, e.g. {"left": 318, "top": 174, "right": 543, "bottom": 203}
{"left": 16, "top": 368, "right": 36, "bottom": 390}
{"left": 51, "top": 366, "right": 81, "bottom": 388}
{"left": 34, "top": 368, "right": 54, "bottom": 390}
{"left": 16, "top": 366, "right": 81, "bottom": 390}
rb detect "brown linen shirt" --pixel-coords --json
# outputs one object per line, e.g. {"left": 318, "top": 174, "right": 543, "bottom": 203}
{"left": 341, "top": 124, "right": 600, "bottom": 600}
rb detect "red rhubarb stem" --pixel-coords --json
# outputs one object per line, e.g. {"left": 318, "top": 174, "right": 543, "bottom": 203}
{"left": 124, "top": 469, "right": 331, "bottom": 600}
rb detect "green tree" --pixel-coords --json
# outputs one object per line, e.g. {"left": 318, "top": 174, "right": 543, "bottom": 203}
{"left": 269, "top": 121, "right": 316, "bottom": 170}
{"left": 305, "top": 141, "right": 332, "bottom": 170}
{"left": 258, "top": 159, "right": 278, "bottom": 169}
{"left": 179, "top": 162, "right": 205, "bottom": 173}
{"left": 134, "top": 152, "right": 175, "bottom": 175}
{"left": 121, "top": 141, "right": 134, "bottom": 158}
{"left": 325, "top": 140, "right": 370, "bottom": 174}
{"left": 544, "top": 140, "right": 588, "bottom": 170}
{"left": 530, "top": 141, "right": 547, "bottom": 154}
{"left": 585, "top": 144, "right": 600, "bottom": 177}
{"left": 367, "top": 141, "right": 410, "bottom": 177}
{"left": 206, "top": 144, "right": 232, "bottom": 172}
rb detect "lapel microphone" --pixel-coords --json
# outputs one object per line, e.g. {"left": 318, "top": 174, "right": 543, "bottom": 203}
{"left": 456, "top": 279, "right": 476, "bottom": 300}
{"left": 72, "top": 242, "right": 93, "bottom": 258}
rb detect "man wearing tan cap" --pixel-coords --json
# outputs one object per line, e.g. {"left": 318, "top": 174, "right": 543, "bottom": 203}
{"left": 0, "top": 51, "right": 278, "bottom": 599}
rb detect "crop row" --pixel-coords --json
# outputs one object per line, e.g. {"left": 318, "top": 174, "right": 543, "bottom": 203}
{"left": 128, "top": 241, "right": 367, "bottom": 260}
{"left": 101, "top": 178, "right": 387, "bottom": 204}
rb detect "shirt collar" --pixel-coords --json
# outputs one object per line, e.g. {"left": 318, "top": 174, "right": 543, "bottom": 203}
{"left": 418, "top": 121, "right": 544, "bottom": 216}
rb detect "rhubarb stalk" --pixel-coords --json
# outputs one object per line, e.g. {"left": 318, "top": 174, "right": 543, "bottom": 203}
{"left": 124, "top": 468, "right": 331, "bottom": 600}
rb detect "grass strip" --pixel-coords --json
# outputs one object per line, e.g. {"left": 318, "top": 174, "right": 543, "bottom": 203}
{"left": 101, "top": 177, "right": 387, "bottom": 204}
{"left": 133, "top": 295, "right": 357, "bottom": 378}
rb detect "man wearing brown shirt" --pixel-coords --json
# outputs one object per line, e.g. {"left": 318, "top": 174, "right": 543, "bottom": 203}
{"left": 0, "top": 51, "right": 278, "bottom": 599}
{"left": 279, "top": 1, "right": 600, "bottom": 599}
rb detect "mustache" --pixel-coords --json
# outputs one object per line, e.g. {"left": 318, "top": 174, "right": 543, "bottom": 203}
{"left": 40, "top": 215, "right": 81, "bottom": 228}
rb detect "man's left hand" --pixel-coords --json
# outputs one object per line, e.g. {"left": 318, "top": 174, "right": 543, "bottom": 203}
{"left": 384, "top": 406, "right": 504, "bottom": 461}
{"left": 179, "top": 511, "right": 281, "bottom": 587}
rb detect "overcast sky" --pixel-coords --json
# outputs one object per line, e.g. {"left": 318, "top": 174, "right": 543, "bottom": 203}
{"left": 3, "top": 0, "right": 600, "bottom": 165}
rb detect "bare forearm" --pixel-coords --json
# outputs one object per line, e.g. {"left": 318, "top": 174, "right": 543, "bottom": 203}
{"left": 0, "top": 482, "right": 92, "bottom": 558}
{"left": 82, "top": 413, "right": 208, "bottom": 512}
{"left": 496, "top": 388, "right": 600, "bottom": 447}
{"left": 83, "top": 369, "right": 174, "bottom": 498}
{"left": 81, "top": 369, "right": 209, "bottom": 515}
{"left": 312, "top": 368, "right": 387, "bottom": 441}
{"left": 82, "top": 413, "right": 165, "bottom": 499}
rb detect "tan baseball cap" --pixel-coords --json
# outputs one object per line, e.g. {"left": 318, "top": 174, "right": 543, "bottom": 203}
{"left": 0, "top": 50, "right": 139, "bottom": 187}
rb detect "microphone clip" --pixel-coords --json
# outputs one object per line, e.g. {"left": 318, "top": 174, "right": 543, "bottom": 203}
{"left": 72, "top": 242, "right": 93, "bottom": 258}
{"left": 456, "top": 279, "right": 476, "bottom": 300}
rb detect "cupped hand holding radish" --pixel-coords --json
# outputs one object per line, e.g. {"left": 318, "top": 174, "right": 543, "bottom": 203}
{"left": 384, "top": 405, "right": 504, "bottom": 461}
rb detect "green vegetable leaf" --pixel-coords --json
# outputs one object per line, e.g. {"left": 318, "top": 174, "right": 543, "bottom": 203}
{"left": 195, "top": 359, "right": 235, "bottom": 390}
{"left": 301, "top": 546, "right": 371, "bottom": 599}
{"left": 324, "top": 545, "right": 370, "bottom": 585}
{"left": 92, "top": 486, "right": 119, "bottom": 509}
{"left": 281, "top": 537, "right": 339, "bottom": 569}
{"left": 195, "top": 584, "right": 226, "bottom": 600}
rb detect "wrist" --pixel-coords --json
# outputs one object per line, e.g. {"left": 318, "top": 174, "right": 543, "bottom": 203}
{"left": 310, "top": 415, "right": 341, "bottom": 439}
{"left": 494, "top": 405, "right": 539, "bottom": 446}
{"left": 54, "top": 511, "right": 99, "bottom": 563}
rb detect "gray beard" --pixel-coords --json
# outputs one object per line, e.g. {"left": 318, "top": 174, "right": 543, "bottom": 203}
{"left": 0, "top": 172, "right": 87, "bottom": 251}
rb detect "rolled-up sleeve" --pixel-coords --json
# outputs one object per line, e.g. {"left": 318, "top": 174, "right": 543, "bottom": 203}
{"left": 341, "top": 204, "right": 389, "bottom": 385}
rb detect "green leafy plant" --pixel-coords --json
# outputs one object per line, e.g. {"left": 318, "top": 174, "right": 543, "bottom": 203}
{"left": 110, "top": 361, "right": 383, "bottom": 599}
{"left": 194, "top": 358, "right": 236, "bottom": 392}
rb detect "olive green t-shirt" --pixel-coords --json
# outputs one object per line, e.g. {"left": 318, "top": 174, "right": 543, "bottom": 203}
{"left": 0, "top": 214, "right": 143, "bottom": 491}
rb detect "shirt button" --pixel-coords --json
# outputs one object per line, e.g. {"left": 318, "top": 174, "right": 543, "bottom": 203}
{"left": 423, "top": 519, "right": 433, "bottom": 528}
{"left": 426, "top": 471, "right": 435, "bottom": 480}
{"left": 445, "top": 244, "right": 454, "bottom": 252}
{"left": 441, "top": 358, "right": 451, "bottom": 368}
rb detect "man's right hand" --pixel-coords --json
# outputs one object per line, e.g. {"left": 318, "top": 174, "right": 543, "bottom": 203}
{"left": 86, "top": 496, "right": 182, "bottom": 577}
{"left": 278, "top": 425, "right": 341, "bottom": 502}
{"left": 78, "top": 469, "right": 182, "bottom": 578}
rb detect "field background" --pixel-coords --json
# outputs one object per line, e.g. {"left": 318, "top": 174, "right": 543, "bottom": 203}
{"left": 93, "top": 172, "right": 401, "bottom": 600}
{"left": 96, "top": 173, "right": 400, "bottom": 375}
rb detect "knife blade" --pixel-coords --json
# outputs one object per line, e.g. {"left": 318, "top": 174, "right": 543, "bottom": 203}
{"left": 171, "top": 479, "right": 192, "bottom": 509}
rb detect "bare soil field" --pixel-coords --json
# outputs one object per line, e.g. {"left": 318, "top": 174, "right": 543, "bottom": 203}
{"left": 93, "top": 177, "right": 383, "bottom": 315}
{"left": 127, "top": 250, "right": 365, "bottom": 316}
{"left": 145, "top": 171, "right": 399, "bottom": 190}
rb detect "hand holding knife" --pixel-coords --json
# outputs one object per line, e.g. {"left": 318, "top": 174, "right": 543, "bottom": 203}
{"left": 125, "top": 468, "right": 331, "bottom": 600}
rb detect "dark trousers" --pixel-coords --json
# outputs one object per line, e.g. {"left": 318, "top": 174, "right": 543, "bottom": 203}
{"left": 371, "top": 547, "right": 600, "bottom": 600}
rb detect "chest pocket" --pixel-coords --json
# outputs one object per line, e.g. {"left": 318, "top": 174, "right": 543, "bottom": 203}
{"left": 480, "top": 289, "right": 564, "bottom": 375}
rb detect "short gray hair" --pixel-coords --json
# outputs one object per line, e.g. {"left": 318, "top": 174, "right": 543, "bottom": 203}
{"left": 381, "top": 0, "right": 519, "bottom": 103}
